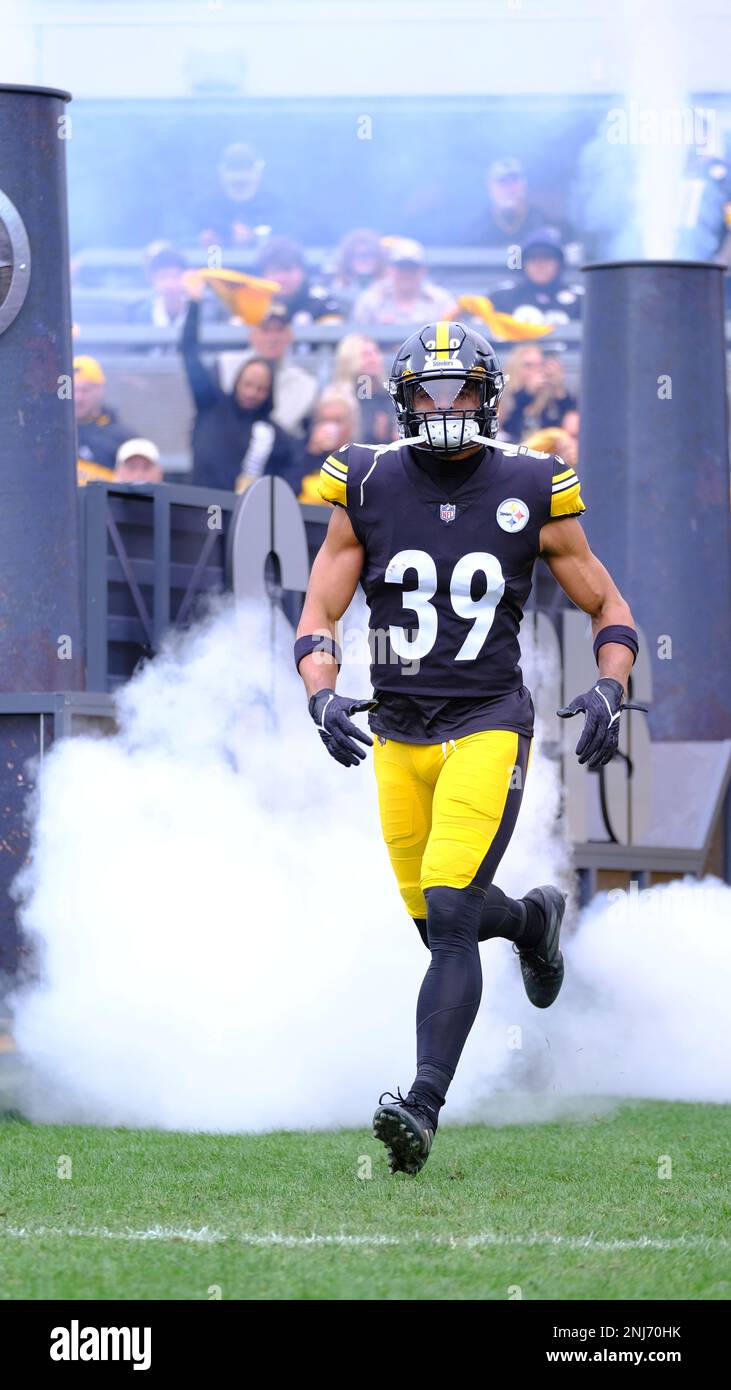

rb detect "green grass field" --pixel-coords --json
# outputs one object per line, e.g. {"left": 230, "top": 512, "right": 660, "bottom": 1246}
{"left": 0, "top": 1101, "right": 728, "bottom": 1300}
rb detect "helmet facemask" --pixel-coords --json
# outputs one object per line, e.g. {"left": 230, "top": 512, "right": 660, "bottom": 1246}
{"left": 396, "top": 371, "right": 504, "bottom": 454}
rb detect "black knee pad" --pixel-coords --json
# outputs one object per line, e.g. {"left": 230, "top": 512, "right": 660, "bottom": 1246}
{"left": 424, "top": 884, "right": 484, "bottom": 947}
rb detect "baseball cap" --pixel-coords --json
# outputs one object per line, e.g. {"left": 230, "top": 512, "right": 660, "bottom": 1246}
{"left": 259, "top": 301, "right": 293, "bottom": 325}
{"left": 116, "top": 438, "right": 160, "bottom": 467}
{"left": 387, "top": 237, "right": 426, "bottom": 266}
{"left": 73, "top": 355, "right": 105, "bottom": 385}
{"left": 522, "top": 227, "right": 565, "bottom": 262}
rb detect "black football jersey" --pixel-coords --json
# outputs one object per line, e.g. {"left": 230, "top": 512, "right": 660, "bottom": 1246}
{"left": 318, "top": 438, "right": 585, "bottom": 739}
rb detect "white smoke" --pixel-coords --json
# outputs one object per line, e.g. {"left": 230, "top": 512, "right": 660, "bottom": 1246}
{"left": 452, "top": 876, "right": 731, "bottom": 1124}
{"left": 624, "top": 0, "right": 692, "bottom": 259}
{"left": 8, "top": 596, "right": 731, "bottom": 1131}
{"left": 574, "top": 0, "right": 725, "bottom": 260}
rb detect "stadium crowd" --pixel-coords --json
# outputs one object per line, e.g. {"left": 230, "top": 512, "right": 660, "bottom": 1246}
{"left": 71, "top": 138, "right": 731, "bottom": 494}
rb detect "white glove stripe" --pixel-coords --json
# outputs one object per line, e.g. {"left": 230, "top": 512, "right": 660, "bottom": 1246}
{"left": 595, "top": 686, "right": 621, "bottom": 726}
{"left": 316, "top": 692, "right": 335, "bottom": 733}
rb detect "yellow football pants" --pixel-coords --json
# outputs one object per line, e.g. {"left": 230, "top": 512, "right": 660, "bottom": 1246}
{"left": 372, "top": 730, "right": 532, "bottom": 920}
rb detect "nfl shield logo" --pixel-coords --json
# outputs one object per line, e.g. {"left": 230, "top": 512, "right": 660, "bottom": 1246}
{"left": 440, "top": 502, "right": 456, "bottom": 524}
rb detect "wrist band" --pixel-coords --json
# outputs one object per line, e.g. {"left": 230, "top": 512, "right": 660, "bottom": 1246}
{"left": 294, "top": 633, "right": 343, "bottom": 673}
{"left": 593, "top": 624, "right": 639, "bottom": 666}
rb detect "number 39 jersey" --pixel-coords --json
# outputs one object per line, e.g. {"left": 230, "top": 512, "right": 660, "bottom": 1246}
{"left": 318, "top": 437, "right": 586, "bottom": 714}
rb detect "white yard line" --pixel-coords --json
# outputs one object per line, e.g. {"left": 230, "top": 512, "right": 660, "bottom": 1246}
{"left": 0, "top": 1225, "right": 726, "bottom": 1253}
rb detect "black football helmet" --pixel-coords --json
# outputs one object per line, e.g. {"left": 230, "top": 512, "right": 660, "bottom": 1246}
{"left": 388, "top": 321, "right": 505, "bottom": 453}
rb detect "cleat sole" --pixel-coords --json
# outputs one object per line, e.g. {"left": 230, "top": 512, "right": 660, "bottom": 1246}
{"left": 373, "top": 1105, "right": 433, "bottom": 1176}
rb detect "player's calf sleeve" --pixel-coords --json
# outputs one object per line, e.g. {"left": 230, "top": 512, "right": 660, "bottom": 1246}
{"left": 478, "top": 883, "right": 544, "bottom": 947}
{"left": 410, "top": 884, "right": 484, "bottom": 1125}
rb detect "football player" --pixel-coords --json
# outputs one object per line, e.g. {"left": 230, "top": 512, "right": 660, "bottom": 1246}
{"left": 295, "top": 321, "right": 644, "bottom": 1176}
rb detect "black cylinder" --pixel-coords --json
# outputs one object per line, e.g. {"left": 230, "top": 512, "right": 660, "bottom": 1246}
{"left": 580, "top": 260, "right": 731, "bottom": 741}
{"left": 0, "top": 84, "right": 82, "bottom": 692}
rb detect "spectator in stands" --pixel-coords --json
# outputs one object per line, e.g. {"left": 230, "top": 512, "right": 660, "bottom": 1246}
{"left": 560, "top": 408, "right": 580, "bottom": 463}
{"left": 464, "top": 157, "right": 574, "bottom": 253}
{"left": 74, "top": 356, "right": 137, "bottom": 471}
{"left": 77, "top": 458, "right": 114, "bottom": 487}
{"left": 129, "top": 244, "right": 189, "bottom": 327}
{"left": 181, "top": 280, "right": 296, "bottom": 491}
{"left": 543, "top": 351, "right": 578, "bottom": 425}
{"left": 292, "top": 384, "right": 360, "bottom": 503}
{"left": 572, "top": 116, "right": 729, "bottom": 263}
{"left": 217, "top": 302, "right": 319, "bottom": 437}
{"left": 489, "top": 229, "right": 583, "bottom": 326}
{"left": 499, "top": 345, "right": 577, "bottom": 443}
{"left": 115, "top": 438, "right": 165, "bottom": 484}
{"left": 676, "top": 144, "right": 731, "bottom": 263}
{"left": 523, "top": 426, "right": 577, "bottom": 470}
{"left": 332, "top": 334, "right": 394, "bottom": 444}
{"left": 257, "top": 236, "right": 343, "bottom": 324}
{"left": 328, "top": 229, "right": 387, "bottom": 312}
{"left": 196, "top": 142, "right": 283, "bottom": 248}
{"left": 352, "top": 238, "right": 454, "bottom": 326}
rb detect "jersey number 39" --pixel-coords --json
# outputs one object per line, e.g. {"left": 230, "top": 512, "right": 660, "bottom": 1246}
{"left": 384, "top": 549, "right": 506, "bottom": 662}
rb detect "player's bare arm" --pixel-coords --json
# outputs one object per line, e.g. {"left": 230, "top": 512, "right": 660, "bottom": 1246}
{"left": 540, "top": 514, "right": 645, "bottom": 768}
{"left": 539, "top": 515, "right": 636, "bottom": 691}
{"left": 297, "top": 504, "right": 364, "bottom": 696}
{"left": 295, "top": 503, "right": 375, "bottom": 768}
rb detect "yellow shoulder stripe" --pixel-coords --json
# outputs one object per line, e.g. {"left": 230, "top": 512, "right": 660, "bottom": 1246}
{"left": 552, "top": 466, "right": 576, "bottom": 484}
{"left": 550, "top": 480, "right": 586, "bottom": 518}
{"left": 323, "top": 452, "right": 348, "bottom": 478}
{"left": 318, "top": 465, "right": 347, "bottom": 508}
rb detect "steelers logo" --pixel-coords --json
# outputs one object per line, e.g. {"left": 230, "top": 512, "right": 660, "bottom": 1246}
{"left": 0, "top": 190, "right": 31, "bottom": 335}
{"left": 496, "top": 497, "right": 530, "bottom": 533}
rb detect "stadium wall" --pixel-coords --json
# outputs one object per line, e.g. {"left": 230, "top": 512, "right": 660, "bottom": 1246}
{"left": 6, "top": 1, "right": 731, "bottom": 99}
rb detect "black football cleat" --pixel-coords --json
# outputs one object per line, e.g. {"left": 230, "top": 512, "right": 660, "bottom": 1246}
{"left": 514, "top": 885, "right": 566, "bottom": 1009}
{"left": 372, "top": 1089, "right": 436, "bottom": 1176}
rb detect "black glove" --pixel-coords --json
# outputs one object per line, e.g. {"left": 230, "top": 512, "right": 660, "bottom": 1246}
{"left": 557, "top": 677, "right": 648, "bottom": 770}
{"left": 308, "top": 689, "right": 378, "bottom": 768}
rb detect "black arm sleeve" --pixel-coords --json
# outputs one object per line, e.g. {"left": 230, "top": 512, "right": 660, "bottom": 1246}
{"left": 266, "top": 429, "right": 299, "bottom": 485}
{"left": 180, "top": 299, "right": 221, "bottom": 412}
